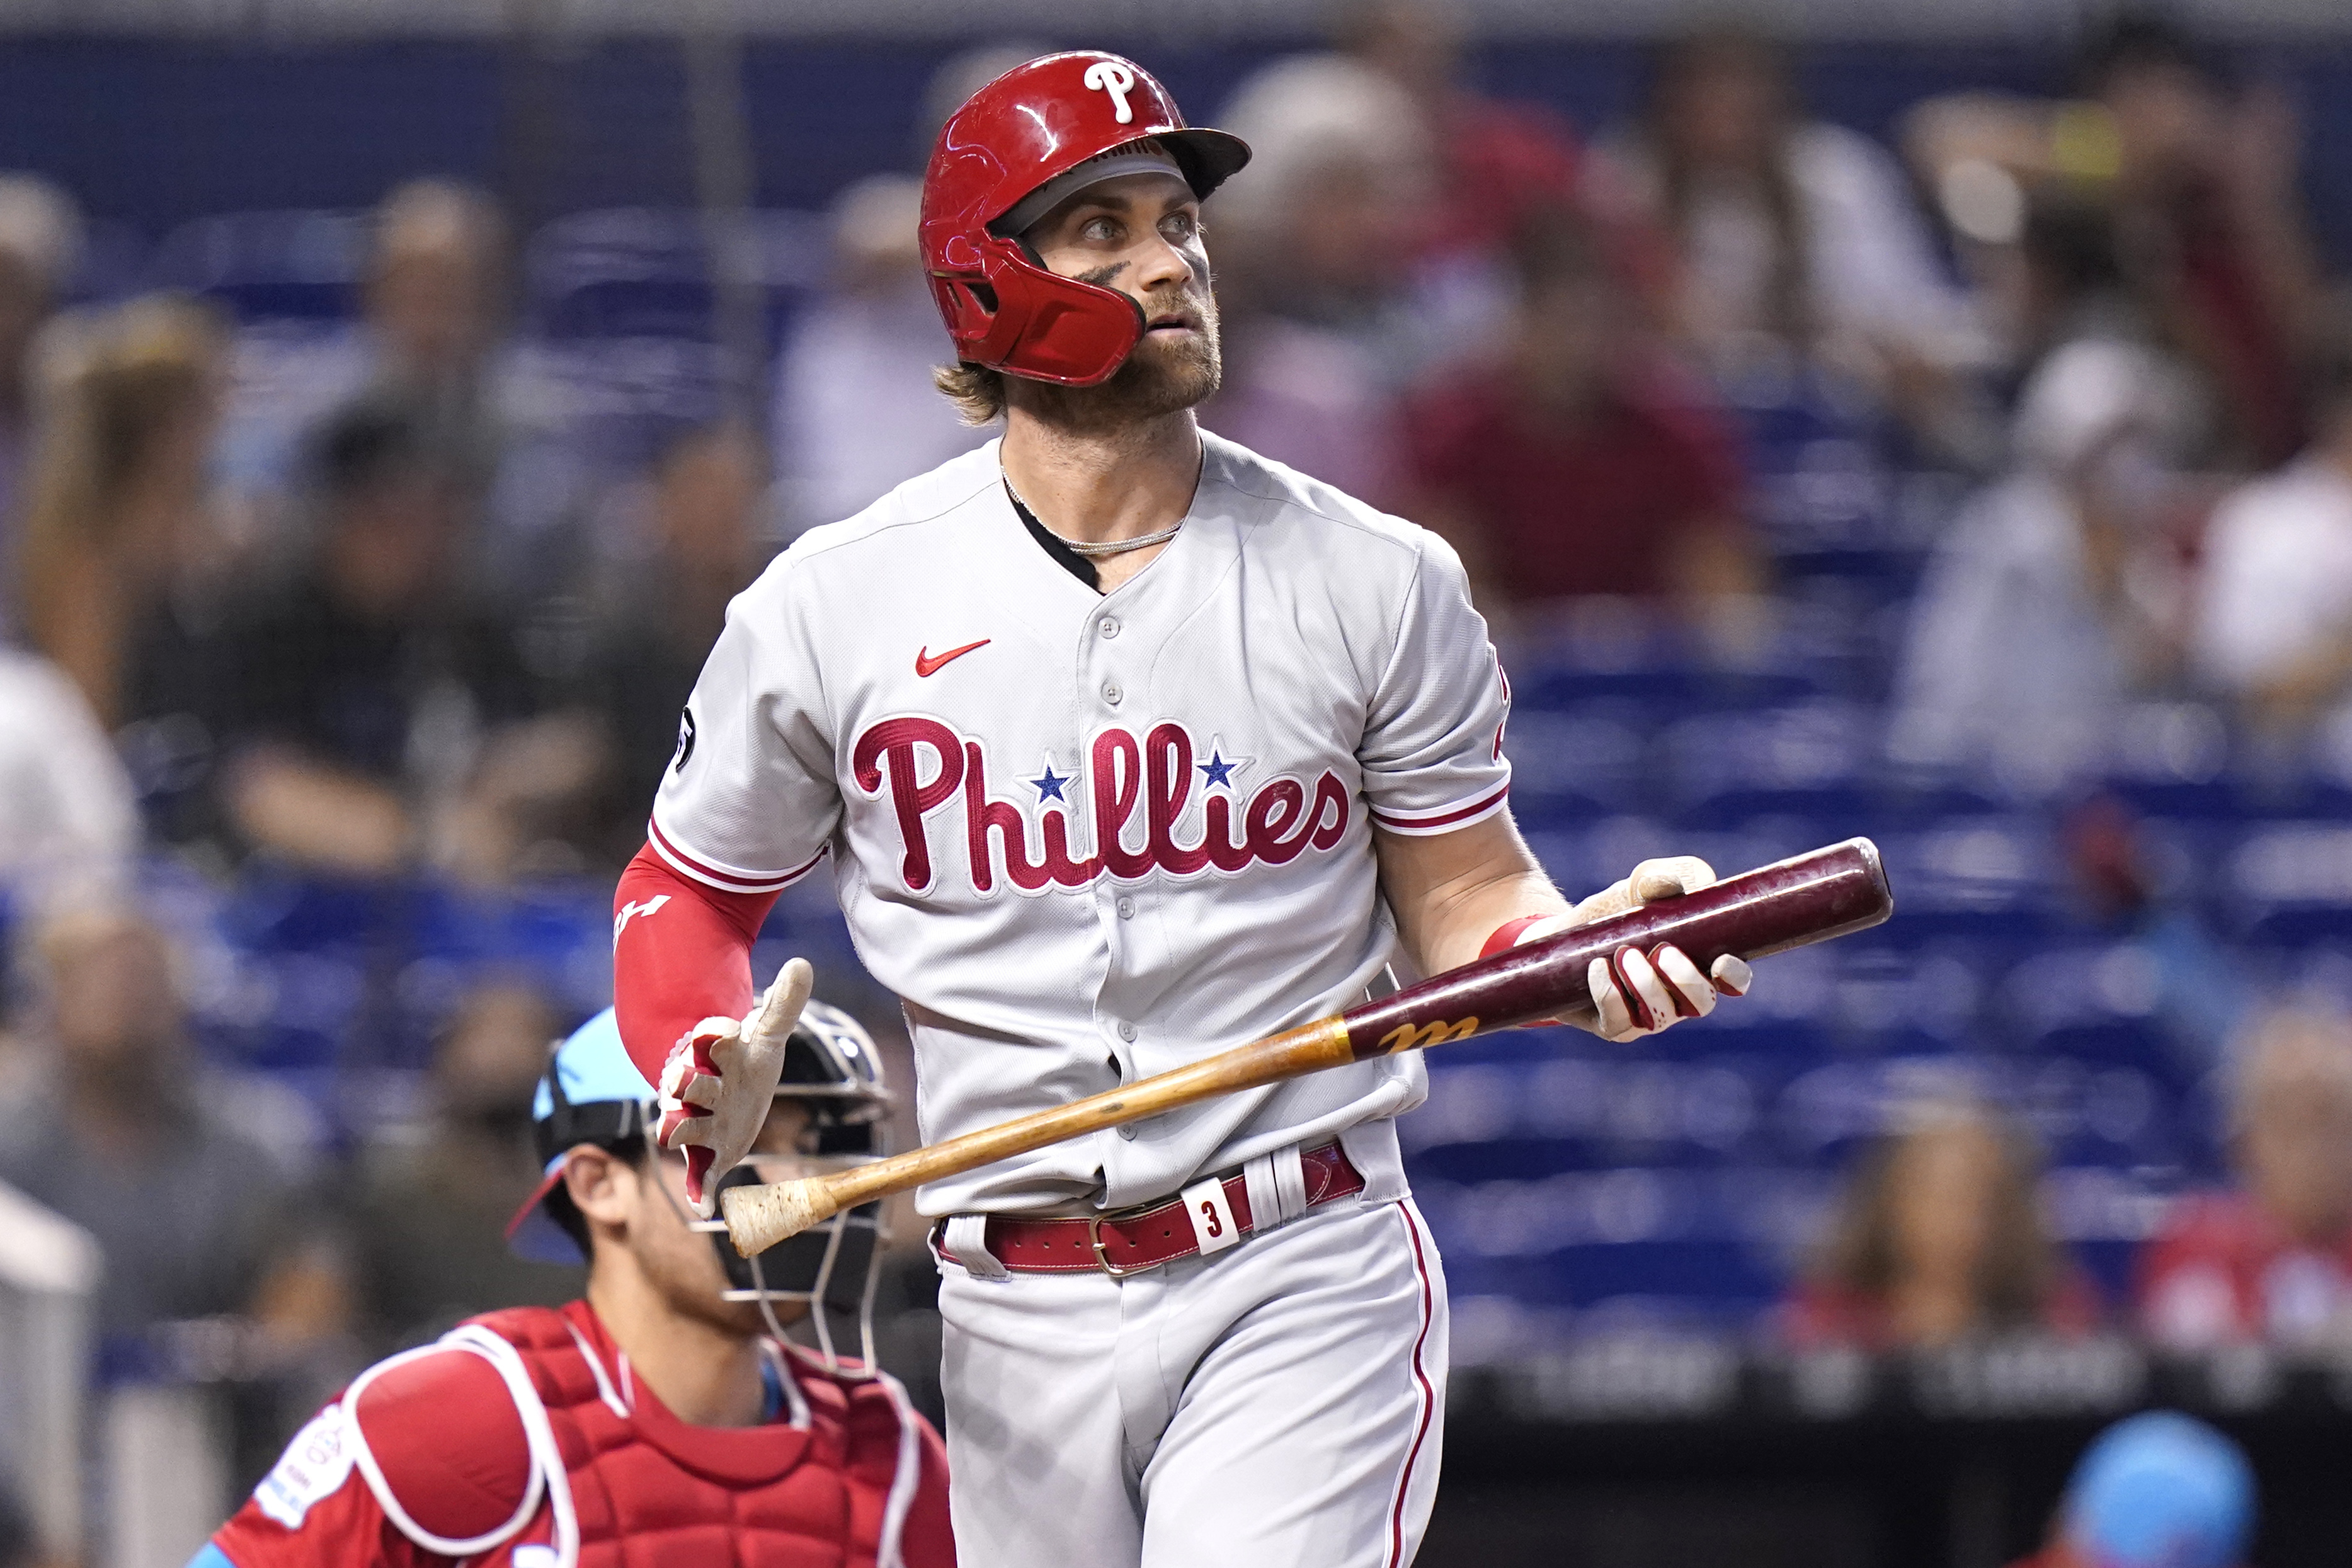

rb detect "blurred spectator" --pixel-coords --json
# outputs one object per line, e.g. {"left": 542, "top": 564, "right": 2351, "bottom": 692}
{"left": 771, "top": 174, "right": 989, "bottom": 532}
{"left": 1786, "top": 1098, "right": 2100, "bottom": 1349}
{"left": 210, "top": 396, "right": 598, "bottom": 881}
{"left": 1889, "top": 189, "right": 2207, "bottom": 796}
{"left": 574, "top": 421, "right": 767, "bottom": 863}
{"left": 2191, "top": 331, "right": 2352, "bottom": 744}
{"left": 1202, "top": 55, "right": 1428, "bottom": 498}
{"left": 2086, "top": 14, "right": 2325, "bottom": 465}
{"left": 1340, "top": 1, "right": 1578, "bottom": 251}
{"left": 1400, "top": 206, "right": 1764, "bottom": 649}
{"left": 0, "top": 648, "right": 137, "bottom": 917}
{"left": 362, "top": 179, "right": 508, "bottom": 412}
{"left": 1337, "top": 0, "right": 1671, "bottom": 319}
{"left": 2138, "top": 1009, "right": 2352, "bottom": 1351}
{"left": 349, "top": 980, "right": 574, "bottom": 1352}
{"left": 1594, "top": 26, "right": 1980, "bottom": 442}
{"left": 0, "top": 173, "right": 81, "bottom": 622}
{"left": 12, "top": 294, "right": 229, "bottom": 730}
{"left": 2062, "top": 794, "right": 2250, "bottom": 1073}
{"left": 2009, "top": 1411, "right": 2254, "bottom": 1568}
{"left": 357, "top": 179, "right": 590, "bottom": 603}
{"left": 217, "top": 179, "right": 578, "bottom": 599}
{"left": 1905, "top": 15, "right": 2327, "bottom": 466}
{"left": 0, "top": 909, "right": 348, "bottom": 1351}
{"left": 1213, "top": 54, "right": 1444, "bottom": 388}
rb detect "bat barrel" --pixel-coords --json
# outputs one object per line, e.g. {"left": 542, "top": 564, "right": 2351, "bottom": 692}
{"left": 1337, "top": 838, "right": 1891, "bottom": 1059}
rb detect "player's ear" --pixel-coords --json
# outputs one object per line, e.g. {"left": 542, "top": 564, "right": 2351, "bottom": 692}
{"left": 563, "top": 1144, "right": 634, "bottom": 1234}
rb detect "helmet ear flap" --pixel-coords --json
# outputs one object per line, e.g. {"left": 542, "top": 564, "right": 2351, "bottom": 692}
{"left": 954, "top": 236, "right": 1146, "bottom": 387}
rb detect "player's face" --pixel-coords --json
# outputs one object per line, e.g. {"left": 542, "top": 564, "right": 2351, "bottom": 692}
{"left": 1020, "top": 170, "right": 1221, "bottom": 421}
{"left": 632, "top": 1100, "right": 821, "bottom": 1336}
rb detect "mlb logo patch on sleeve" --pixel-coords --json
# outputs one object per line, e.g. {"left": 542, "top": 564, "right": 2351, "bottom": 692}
{"left": 255, "top": 1405, "right": 357, "bottom": 1530}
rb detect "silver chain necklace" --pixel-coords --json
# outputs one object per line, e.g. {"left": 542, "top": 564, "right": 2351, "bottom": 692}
{"left": 1003, "top": 474, "right": 1185, "bottom": 559}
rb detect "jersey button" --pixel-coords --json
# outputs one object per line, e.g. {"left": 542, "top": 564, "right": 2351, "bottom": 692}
{"left": 1116, "top": 898, "right": 1135, "bottom": 919}
{"left": 1117, "top": 1021, "right": 1138, "bottom": 1042}
{"left": 1099, "top": 616, "right": 1121, "bottom": 639}
{"left": 1116, "top": 1123, "right": 1138, "bottom": 1140}
{"left": 1103, "top": 683, "right": 1124, "bottom": 705}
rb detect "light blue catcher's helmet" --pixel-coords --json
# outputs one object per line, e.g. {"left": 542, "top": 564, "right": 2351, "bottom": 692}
{"left": 506, "top": 999, "right": 893, "bottom": 1373}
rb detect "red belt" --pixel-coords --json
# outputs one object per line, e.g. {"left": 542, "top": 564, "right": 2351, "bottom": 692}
{"left": 936, "top": 1141, "right": 1365, "bottom": 1277}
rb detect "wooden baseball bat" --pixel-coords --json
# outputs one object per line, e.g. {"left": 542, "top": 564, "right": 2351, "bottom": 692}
{"left": 723, "top": 837, "right": 1892, "bottom": 1257}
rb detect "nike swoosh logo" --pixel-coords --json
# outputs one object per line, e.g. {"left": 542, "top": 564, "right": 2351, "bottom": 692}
{"left": 916, "top": 639, "right": 991, "bottom": 678}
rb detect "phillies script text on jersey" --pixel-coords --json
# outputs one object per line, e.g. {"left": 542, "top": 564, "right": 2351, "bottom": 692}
{"left": 853, "top": 715, "right": 1349, "bottom": 894}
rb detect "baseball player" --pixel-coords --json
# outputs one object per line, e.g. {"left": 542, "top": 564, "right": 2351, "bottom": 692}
{"left": 191, "top": 1001, "right": 954, "bottom": 1568}
{"left": 610, "top": 50, "right": 1752, "bottom": 1567}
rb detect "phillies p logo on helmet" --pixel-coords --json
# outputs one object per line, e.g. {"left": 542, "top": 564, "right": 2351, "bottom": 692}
{"left": 1082, "top": 60, "right": 1136, "bottom": 123}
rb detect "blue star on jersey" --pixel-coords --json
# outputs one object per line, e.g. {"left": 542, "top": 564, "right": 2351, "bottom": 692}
{"left": 1029, "top": 762, "right": 1068, "bottom": 802}
{"left": 1196, "top": 738, "right": 1251, "bottom": 791}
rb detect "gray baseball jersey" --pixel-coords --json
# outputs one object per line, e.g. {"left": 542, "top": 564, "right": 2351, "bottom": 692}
{"left": 649, "top": 432, "right": 1511, "bottom": 1217}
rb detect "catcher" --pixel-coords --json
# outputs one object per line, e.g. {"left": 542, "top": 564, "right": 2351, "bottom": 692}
{"left": 191, "top": 998, "right": 953, "bottom": 1568}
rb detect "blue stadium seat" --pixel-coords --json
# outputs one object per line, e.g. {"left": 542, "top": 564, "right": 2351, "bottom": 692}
{"left": 147, "top": 209, "right": 368, "bottom": 321}
{"left": 1662, "top": 700, "right": 1875, "bottom": 807}
{"left": 524, "top": 207, "right": 830, "bottom": 348}
{"left": 2220, "top": 820, "right": 2352, "bottom": 945}
{"left": 1506, "top": 1244, "right": 1784, "bottom": 1314}
{"left": 1512, "top": 664, "right": 1820, "bottom": 719}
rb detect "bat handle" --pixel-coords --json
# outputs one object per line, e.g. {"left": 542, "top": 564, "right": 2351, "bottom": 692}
{"left": 721, "top": 1174, "right": 842, "bottom": 1256}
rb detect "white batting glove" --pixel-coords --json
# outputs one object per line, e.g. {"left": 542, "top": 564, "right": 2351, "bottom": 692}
{"left": 1512, "top": 857, "right": 1754, "bottom": 1042}
{"left": 654, "top": 957, "right": 813, "bottom": 1217}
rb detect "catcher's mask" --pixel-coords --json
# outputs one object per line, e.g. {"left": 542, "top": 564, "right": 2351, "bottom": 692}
{"left": 508, "top": 1000, "right": 895, "bottom": 1375}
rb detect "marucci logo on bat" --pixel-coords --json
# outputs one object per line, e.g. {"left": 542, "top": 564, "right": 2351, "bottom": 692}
{"left": 850, "top": 714, "right": 1350, "bottom": 895}
{"left": 1378, "top": 1018, "right": 1478, "bottom": 1053}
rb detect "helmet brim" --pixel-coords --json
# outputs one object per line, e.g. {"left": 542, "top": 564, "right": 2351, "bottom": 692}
{"left": 1163, "top": 127, "right": 1252, "bottom": 203}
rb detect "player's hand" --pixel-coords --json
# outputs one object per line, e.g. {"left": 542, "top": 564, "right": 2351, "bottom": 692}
{"left": 1510, "top": 857, "right": 1754, "bottom": 1042}
{"left": 655, "top": 957, "right": 813, "bottom": 1217}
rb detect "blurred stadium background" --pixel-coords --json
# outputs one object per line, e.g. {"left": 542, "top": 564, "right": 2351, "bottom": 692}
{"left": 3, "top": 1, "right": 2352, "bottom": 1565}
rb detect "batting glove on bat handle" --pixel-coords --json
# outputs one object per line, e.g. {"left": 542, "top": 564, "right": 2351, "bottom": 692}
{"left": 1515, "top": 855, "right": 1756, "bottom": 1040}
{"left": 655, "top": 957, "right": 814, "bottom": 1217}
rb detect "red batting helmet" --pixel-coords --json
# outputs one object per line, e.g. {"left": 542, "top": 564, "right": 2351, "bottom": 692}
{"left": 920, "top": 52, "right": 1251, "bottom": 387}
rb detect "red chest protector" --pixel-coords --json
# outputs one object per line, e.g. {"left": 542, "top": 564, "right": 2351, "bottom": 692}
{"left": 343, "top": 1300, "right": 938, "bottom": 1568}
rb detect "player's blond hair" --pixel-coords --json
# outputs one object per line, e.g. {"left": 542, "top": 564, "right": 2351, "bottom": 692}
{"left": 933, "top": 359, "right": 1008, "bottom": 425}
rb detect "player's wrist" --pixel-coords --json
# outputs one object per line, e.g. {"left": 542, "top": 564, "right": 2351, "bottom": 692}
{"left": 1480, "top": 912, "right": 1568, "bottom": 958}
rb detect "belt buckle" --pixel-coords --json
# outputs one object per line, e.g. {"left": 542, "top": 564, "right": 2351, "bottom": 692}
{"left": 1085, "top": 1208, "right": 1161, "bottom": 1278}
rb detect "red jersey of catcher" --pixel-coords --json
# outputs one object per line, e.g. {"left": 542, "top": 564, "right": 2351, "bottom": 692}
{"left": 205, "top": 1300, "right": 954, "bottom": 1568}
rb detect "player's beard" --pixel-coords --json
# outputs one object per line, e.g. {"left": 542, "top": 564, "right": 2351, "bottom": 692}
{"left": 1013, "top": 283, "right": 1222, "bottom": 435}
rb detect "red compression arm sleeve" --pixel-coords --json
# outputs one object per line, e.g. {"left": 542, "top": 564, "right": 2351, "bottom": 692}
{"left": 612, "top": 842, "right": 780, "bottom": 1088}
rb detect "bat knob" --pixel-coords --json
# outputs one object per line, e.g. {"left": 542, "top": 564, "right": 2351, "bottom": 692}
{"left": 721, "top": 1176, "right": 841, "bottom": 1258}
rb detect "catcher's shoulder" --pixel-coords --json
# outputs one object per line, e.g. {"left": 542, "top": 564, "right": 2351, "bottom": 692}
{"left": 341, "top": 1331, "right": 542, "bottom": 1546}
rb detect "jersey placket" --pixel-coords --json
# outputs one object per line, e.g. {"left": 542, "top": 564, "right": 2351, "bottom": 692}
{"left": 1085, "top": 577, "right": 1146, "bottom": 1134}
{"left": 1068, "top": 508, "right": 1206, "bottom": 1196}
